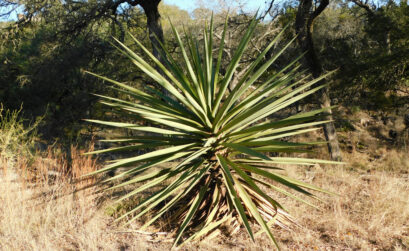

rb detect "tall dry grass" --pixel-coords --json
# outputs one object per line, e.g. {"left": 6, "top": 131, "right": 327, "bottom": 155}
{"left": 273, "top": 164, "right": 409, "bottom": 250}
{"left": 0, "top": 144, "right": 149, "bottom": 251}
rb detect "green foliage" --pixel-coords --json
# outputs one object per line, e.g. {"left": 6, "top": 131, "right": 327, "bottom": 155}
{"left": 87, "top": 16, "right": 340, "bottom": 247}
{"left": 0, "top": 24, "right": 106, "bottom": 140}
{"left": 0, "top": 2, "right": 197, "bottom": 141}
{"left": 159, "top": 2, "right": 192, "bottom": 30}
{"left": 311, "top": 1, "right": 409, "bottom": 107}
{"left": 0, "top": 104, "right": 40, "bottom": 161}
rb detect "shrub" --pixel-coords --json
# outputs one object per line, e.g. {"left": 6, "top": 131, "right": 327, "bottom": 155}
{"left": 0, "top": 104, "right": 40, "bottom": 162}
{"left": 86, "top": 17, "right": 339, "bottom": 248}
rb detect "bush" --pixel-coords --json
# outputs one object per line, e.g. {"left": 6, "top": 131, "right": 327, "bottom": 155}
{"left": 0, "top": 104, "right": 40, "bottom": 163}
{"left": 86, "top": 17, "right": 340, "bottom": 248}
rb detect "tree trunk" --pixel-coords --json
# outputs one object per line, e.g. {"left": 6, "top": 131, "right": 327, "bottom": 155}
{"left": 139, "top": 0, "right": 165, "bottom": 65}
{"left": 295, "top": 0, "right": 342, "bottom": 161}
{"left": 139, "top": 0, "right": 171, "bottom": 96}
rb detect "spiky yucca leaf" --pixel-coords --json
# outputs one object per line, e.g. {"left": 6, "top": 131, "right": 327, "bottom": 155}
{"left": 85, "top": 16, "right": 341, "bottom": 248}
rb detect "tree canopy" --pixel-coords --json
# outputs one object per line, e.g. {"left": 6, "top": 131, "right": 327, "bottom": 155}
{"left": 0, "top": 0, "right": 408, "bottom": 145}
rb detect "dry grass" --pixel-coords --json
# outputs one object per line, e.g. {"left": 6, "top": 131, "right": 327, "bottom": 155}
{"left": 274, "top": 164, "right": 409, "bottom": 250}
{"left": 1, "top": 140, "right": 408, "bottom": 250}
{"left": 0, "top": 171, "right": 115, "bottom": 250}
{"left": 0, "top": 143, "right": 174, "bottom": 251}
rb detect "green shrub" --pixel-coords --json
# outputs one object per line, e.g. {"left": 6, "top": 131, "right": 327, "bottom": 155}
{"left": 0, "top": 104, "right": 40, "bottom": 162}
{"left": 86, "top": 17, "right": 340, "bottom": 248}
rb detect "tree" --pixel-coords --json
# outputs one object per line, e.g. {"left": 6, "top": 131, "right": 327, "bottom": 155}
{"left": 0, "top": 0, "right": 170, "bottom": 139}
{"left": 309, "top": 0, "right": 409, "bottom": 108}
{"left": 0, "top": 0, "right": 164, "bottom": 56}
{"left": 294, "top": 0, "right": 343, "bottom": 160}
{"left": 258, "top": 0, "right": 343, "bottom": 160}
{"left": 138, "top": 0, "right": 164, "bottom": 64}
{"left": 0, "top": 24, "right": 113, "bottom": 140}
{"left": 349, "top": 0, "right": 409, "bottom": 94}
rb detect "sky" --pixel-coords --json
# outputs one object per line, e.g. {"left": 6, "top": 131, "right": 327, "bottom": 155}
{"left": 163, "top": 0, "right": 270, "bottom": 14}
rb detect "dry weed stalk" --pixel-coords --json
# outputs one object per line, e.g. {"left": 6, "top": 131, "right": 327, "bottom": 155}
{"left": 71, "top": 143, "right": 98, "bottom": 190}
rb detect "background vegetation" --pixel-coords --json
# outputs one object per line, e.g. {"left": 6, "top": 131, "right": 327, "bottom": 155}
{"left": 0, "top": 0, "right": 408, "bottom": 250}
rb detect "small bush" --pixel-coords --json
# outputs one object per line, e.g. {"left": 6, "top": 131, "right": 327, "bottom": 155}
{"left": 0, "top": 104, "right": 41, "bottom": 163}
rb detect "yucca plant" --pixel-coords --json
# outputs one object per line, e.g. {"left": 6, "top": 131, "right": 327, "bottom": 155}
{"left": 85, "top": 16, "right": 339, "bottom": 248}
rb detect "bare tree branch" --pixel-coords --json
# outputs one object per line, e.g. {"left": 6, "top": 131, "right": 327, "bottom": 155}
{"left": 350, "top": 0, "right": 375, "bottom": 15}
